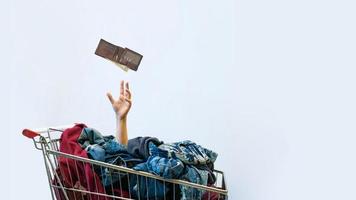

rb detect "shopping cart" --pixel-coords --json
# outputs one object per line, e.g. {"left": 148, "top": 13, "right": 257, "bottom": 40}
{"left": 23, "top": 125, "right": 228, "bottom": 200}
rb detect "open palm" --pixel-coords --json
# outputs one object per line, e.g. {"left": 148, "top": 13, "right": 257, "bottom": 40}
{"left": 107, "top": 80, "right": 132, "bottom": 119}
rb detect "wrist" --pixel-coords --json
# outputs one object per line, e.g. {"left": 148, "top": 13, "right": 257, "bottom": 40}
{"left": 116, "top": 113, "right": 127, "bottom": 121}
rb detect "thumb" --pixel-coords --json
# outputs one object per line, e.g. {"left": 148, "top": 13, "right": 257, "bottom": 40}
{"left": 106, "top": 92, "right": 115, "bottom": 104}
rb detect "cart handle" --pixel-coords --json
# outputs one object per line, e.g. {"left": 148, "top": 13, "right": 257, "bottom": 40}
{"left": 22, "top": 129, "right": 40, "bottom": 139}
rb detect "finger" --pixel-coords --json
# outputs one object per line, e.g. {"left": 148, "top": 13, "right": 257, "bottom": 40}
{"left": 125, "top": 97, "right": 132, "bottom": 105}
{"left": 106, "top": 92, "right": 115, "bottom": 104}
{"left": 125, "top": 89, "right": 131, "bottom": 99}
{"left": 126, "top": 82, "right": 130, "bottom": 90}
{"left": 120, "top": 80, "right": 124, "bottom": 96}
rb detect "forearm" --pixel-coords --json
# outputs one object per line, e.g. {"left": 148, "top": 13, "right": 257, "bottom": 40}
{"left": 116, "top": 115, "right": 128, "bottom": 145}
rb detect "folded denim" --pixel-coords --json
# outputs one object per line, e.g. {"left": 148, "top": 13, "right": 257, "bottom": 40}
{"left": 180, "top": 165, "right": 210, "bottom": 200}
{"left": 150, "top": 140, "right": 217, "bottom": 184}
{"left": 131, "top": 162, "right": 173, "bottom": 199}
{"left": 156, "top": 140, "right": 218, "bottom": 165}
{"left": 149, "top": 140, "right": 217, "bottom": 200}
{"left": 78, "top": 128, "right": 143, "bottom": 187}
{"left": 78, "top": 128, "right": 128, "bottom": 159}
{"left": 77, "top": 128, "right": 219, "bottom": 200}
{"left": 134, "top": 143, "right": 185, "bottom": 178}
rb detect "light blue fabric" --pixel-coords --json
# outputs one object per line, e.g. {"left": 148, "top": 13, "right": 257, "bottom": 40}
{"left": 78, "top": 127, "right": 128, "bottom": 161}
{"left": 144, "top": 142, "right": 185, "bottom": 178}
{"left": 77, "top": 128, "right": 143, "bottom": 188}
{"left": 156, "top": 140, "right": 218, "bottom": 165}
{"left": 148, "top": 141, "right": 217, "bottom": 200}
{"left": 132, "top": 162, "right": 171, "bottom": 199}
{"left": 78, "top": 129, "right": 218, "bottom": 200}
{"left": 129, "top": 142, "right": 184, "bottom": 199}
{"left": 180, "top": 165, "right": 210, "bottom": 199}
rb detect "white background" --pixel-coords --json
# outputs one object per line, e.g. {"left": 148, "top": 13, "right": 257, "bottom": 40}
{"left": 1, "top": 0, "right": 356, "bottom": 199}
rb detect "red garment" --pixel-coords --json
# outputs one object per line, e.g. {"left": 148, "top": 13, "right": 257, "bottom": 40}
{"left": 53, "top": 124, "right": 107, "bottom": 200}
{"left": 53, "top": 168, "right": 86, "bottom": 200}
{"left": 202, "top": 185, "right": 226, "bottom": 200}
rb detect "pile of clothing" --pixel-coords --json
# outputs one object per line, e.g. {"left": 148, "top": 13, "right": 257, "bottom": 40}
{"left": 53, "top": 124, "right": 221, "bottom": 200}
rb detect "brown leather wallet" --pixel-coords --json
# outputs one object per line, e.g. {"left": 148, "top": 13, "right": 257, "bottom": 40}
{"left": 95, "top": 39, "right": 143, "bottom": 71}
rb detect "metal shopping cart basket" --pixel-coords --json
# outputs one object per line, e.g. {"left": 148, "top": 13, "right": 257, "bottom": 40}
{"left": 23, "top": 125, "right": 228, "bottom": 200}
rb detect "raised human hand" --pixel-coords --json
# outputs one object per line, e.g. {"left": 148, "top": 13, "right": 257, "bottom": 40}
{"left": 107, "top": 80, "right": 132, "bottom": 120}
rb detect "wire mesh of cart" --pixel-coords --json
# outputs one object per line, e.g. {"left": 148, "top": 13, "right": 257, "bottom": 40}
{"left": 23, "top": 125, "right": 228, "bottom": 200}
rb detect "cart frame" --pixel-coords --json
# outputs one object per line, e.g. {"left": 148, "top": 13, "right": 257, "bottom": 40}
{"left": 23, "top": 125, "right": 228, "bottom": 200}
